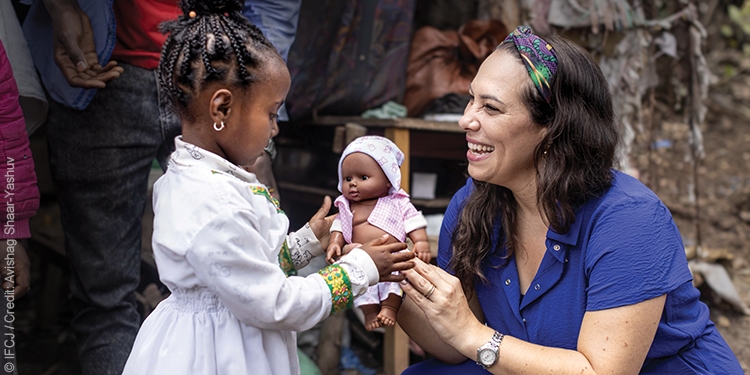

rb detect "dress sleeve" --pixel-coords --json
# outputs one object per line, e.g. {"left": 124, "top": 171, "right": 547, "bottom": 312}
{"left": 285, "top": 223, "right": 324, "bottom": 271}
{"left": 403, "top": 200, "right": 427, "bottom": 234}
{"left": 585, "top": 199, "right": 692, "bottom": 311}
{"left": 185, "top": 209, "right": 374, "bottom": 331}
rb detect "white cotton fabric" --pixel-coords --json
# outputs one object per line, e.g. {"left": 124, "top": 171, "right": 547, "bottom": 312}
{"left": 122, "top": 137, "right": 378, "bottom": 375}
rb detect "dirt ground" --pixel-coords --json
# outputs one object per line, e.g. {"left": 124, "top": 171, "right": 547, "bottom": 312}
{"left": 629, "top": 37, "right": 750, "bottom": 372}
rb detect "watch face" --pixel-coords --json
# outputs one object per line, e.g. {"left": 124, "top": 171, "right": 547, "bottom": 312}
{"left": 479, "top": 348, "right": 497, "bottom": 365}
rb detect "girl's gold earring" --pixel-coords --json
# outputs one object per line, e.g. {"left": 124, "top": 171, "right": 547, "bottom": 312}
{"left": 213, "top": 121, "right": 225, "bottom": 132}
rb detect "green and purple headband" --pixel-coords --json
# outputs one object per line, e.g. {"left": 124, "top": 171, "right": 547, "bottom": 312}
{"left": 502, "top": 26, "right": 558, "bottom": 103}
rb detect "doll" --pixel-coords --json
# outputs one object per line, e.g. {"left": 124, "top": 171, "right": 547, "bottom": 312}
{"left": 327, "top": 135, "right": 432, "bottom": 331}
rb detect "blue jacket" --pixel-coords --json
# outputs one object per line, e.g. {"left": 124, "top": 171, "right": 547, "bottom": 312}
{"left": 22, "top": 0, "right": 300, "bottom": 110}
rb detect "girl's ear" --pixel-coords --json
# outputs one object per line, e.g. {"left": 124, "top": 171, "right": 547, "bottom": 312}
{"left": 209, "top": 89, "right": 233, "bottom": 124}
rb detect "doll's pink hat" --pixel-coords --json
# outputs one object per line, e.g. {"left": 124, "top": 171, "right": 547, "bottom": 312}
{"left": 337, "top": 135, "right": 404, "bottom": 194}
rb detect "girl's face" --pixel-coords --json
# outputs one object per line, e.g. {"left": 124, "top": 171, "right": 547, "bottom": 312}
{"left": 220, "top": 57, "right": 290, "bottom": 168}
{"left": 458, "top": 50, "right": 547, "bottom": 192}
{"left": 340, "top": 152, "right": 391, "bottom": 202}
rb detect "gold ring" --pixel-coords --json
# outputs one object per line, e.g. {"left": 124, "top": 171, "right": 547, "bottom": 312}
{"left": 423, "top": 284, "right": 436, "bottom": 299}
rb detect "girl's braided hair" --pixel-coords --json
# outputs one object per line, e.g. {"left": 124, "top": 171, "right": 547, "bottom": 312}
{"left": 158, "top": 0, "right": 277, "bottom": 118}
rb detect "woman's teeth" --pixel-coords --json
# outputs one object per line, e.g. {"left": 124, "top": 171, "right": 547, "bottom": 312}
{"left": 468, "top": 142, "right": 495, "bottom": 154}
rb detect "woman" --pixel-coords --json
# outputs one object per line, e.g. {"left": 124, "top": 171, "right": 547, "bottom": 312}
{"left": 397, "top": 26, "right": 743, "bottom": 374}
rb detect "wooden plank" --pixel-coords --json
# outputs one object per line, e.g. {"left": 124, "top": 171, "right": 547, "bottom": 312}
{"left": 383, "top": 127, "right": 411, "bottom": 374}
{"left": 313, "top": 115, "right": 463, "bottom": 133}
{"left": 384, "top": 324, "right": 410, "bottom": 375}
{"left": 385, "top": 128, "right": 410, "bottom": 194}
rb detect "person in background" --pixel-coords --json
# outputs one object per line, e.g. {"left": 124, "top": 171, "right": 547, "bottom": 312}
{"left": 396, "top": 26, "right": 743, "bottom": 374}
{"left": 0, "top": 39, "right": 39, "bottom": 299}
{"left": 22, "top": 0, "right": 300, "bottom": 373}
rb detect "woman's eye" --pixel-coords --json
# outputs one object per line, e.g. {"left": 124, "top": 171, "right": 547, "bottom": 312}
{"left": 270, "top": 113, "right": 279, "bottom": 121}
{"left": 484, "top": 104, "right": 499, "bottom": 112}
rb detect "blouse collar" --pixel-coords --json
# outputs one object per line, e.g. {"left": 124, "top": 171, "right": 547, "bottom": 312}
{"left": 171, "top": 136, "right": 259, "bottom": 185}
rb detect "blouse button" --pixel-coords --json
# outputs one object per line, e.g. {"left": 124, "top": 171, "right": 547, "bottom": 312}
{"left": 553, "top": 244, "right": 561, "bottom": 251}
{"left": 505, "top": 279, "right": 511, "bottom": 286}
{"left": 534, "top": 284, "right": 541, "bottom": 291}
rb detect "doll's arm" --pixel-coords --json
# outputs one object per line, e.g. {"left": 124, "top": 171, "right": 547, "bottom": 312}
{"left": 326, "top": 230, "right": 346, "bottom": 264}
{"left": 408, "top": 227, "right": 431, "bottom": 263}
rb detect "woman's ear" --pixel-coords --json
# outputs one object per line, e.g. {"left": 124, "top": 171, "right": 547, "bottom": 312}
{"left": 209, "top": 89, "right": 233, "bottom": 125}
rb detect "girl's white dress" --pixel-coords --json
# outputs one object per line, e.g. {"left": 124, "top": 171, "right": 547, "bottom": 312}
{"left": 122, "top": 137, "right": 380, "bottom": 375}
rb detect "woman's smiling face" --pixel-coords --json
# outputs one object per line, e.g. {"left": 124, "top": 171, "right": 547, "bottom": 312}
{"left": 458, "top": 49, "right": 548, "bottom": 192}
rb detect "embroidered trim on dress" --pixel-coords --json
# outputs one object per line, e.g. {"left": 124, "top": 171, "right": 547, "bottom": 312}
{"left": 277, "top": 240, "right": 296, "bottom": 276}
{"left": 318, "top": 264, "right": 353, "bottom": 314}
{"left": 250, "top": 186, "right": 284, "bottom": 214}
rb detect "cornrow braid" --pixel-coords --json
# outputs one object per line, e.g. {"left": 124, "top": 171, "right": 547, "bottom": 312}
{"left": 158, "top": 0, "right": 277, "bottom": 118}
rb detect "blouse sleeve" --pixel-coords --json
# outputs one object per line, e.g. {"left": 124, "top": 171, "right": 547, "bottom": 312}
{"left": 285, "top": 223, "right": 324, "bottom": 271}
{"left": 584, "top": 199, "right": 692, "bottom": 311}
{"left": 437, "top": 178, "right": 473, "bottom": 271}
{"left": 185, "top": 209, "right": 376, "bottom": 331}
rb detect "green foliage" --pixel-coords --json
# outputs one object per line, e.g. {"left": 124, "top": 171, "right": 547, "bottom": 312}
{"left": 728, "top": 0, "right": 750, "bottom": 36}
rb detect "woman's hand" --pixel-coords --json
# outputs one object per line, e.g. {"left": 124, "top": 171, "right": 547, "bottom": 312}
{"left": 399, "top": 258, "right": 484, "bottom": 346}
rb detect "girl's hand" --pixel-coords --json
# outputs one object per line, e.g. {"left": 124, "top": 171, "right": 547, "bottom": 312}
{"left": 399, "top": 258, "right": 483, "bottom": 346}
{"left": 359, "top": 234, "right": 413, "bottom": 282}
{"left": 307, "top": 196, "right": 335, "bottom": 248}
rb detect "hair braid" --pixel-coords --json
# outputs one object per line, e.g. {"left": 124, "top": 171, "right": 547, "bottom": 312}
{"left": 209, "top": 16, "right": 227, "bottom": 59}
{"left": 199, "top": 18, "right": 217, "bottom": 80}
{"left": 157, "top": 0, "right": 279, "bottom": 117}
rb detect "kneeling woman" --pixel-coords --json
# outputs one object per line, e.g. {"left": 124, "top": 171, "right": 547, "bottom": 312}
{"left": 398, "top": 26, "right": 743, "bottom": 375}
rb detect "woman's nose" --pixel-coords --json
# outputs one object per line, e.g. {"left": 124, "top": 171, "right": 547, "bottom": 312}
{"left": 270, "top": 119, "right": 280, "bottom": 138}
{"left": 459, "top": 111, "right": 479, "bottom": 131}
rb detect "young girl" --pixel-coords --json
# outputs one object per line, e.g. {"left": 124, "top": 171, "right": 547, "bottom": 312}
{"left": 122, "top": 2, "right": 414, "bottom": 374}
{"left": 326, "top": 136, "right": 432, "bottom": 331}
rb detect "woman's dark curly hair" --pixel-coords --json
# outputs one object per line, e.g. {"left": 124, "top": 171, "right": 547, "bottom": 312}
{"left": 449, "top": 35, "right": 620, "bottom": 296}
{"left": 158, "top": 0, "right": 278, "bottom": 119}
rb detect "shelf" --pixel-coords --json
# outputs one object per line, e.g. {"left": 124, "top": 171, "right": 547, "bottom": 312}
{"left": 278, "top": 182, "right": 451, "bottom": 209}
{"left": 311, "top": 115, "right": 463, "bottom": 133}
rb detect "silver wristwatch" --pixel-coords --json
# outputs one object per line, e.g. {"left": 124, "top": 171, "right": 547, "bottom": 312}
{"left": 476, "top": 331, "right": 504, "bottom": 369}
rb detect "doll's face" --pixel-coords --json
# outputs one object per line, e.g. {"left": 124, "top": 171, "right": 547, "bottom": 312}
{"left": 340, "top": 152, "right": 391, "bottom": 202}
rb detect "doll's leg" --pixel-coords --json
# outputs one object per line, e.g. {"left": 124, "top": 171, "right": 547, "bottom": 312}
{"left": 377, "top": 293, "right": 403, "bottom": 327}
{"left": 360, "top": 304, "right": 382, "bottom": 331}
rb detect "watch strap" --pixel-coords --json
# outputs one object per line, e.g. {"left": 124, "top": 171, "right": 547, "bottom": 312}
{"left": 476, "top": 331, "right": 504, "bottom": 369}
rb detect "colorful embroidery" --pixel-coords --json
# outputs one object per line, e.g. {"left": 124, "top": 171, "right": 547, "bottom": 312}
{"left": 318, "top": 264, "right": 353, "bottom": 314}
{"left": 503, "top": 25, "right": 558, "bottom": 103}
{"left": 277, "top": 240, "right": 296, "bottom": 276}
{"left": 250, "top": 186, "right": 284, "bottom": 214}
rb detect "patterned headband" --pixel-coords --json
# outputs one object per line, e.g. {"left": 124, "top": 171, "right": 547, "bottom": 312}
{"left": 502, "top": 26, "right": 558, "bottom": 103}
